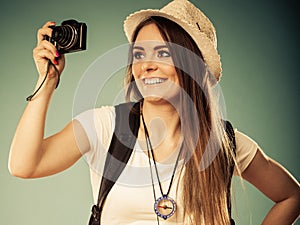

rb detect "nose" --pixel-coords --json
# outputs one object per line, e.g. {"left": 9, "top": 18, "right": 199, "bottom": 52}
{"left": 141, "top": 60, "right": 158, "bottom": 72}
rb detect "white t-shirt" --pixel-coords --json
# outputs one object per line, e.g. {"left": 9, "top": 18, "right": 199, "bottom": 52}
{"left": 75, "top": 106, "right": 259, "bottom": 225}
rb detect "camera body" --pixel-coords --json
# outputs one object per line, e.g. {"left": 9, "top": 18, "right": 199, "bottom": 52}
{"left": 46, "top": 19, "right": 87, "bottom": 54}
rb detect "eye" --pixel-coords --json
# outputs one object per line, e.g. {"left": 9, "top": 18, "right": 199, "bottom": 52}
{"left": 133, "top": 51, "right": 145, "bottom": 60}
{"left": 157, "top": 50, "right": 171, "bottom": 58}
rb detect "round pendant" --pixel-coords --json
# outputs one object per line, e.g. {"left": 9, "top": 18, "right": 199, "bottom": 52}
{"left": 154, "top": 195, "right": 176, "bottom": 220}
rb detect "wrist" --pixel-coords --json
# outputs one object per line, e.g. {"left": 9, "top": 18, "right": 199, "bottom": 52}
{"left": 27, "top": 60, "right": 61, "bottom": 101}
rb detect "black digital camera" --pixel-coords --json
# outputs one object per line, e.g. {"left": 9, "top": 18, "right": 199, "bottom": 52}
{"left": 46, "top": 19, "right": 87, "bottom": 54}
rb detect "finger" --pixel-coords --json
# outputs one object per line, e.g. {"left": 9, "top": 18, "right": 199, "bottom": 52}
{"left": 33, "top": 46, "right": 56, "bottom": 64}
{"left": 56, "top": 54, "right": 65, "bottom": 67}
{"left": 42, "top": 21, "right": 56, "bottom": 29}
{"left": 37, "top": 40, "right": 58, "bottom": 57}
{"left": 37, "top": 21, "right": 56, "bottom": 44}
{"left": 33, "top": 48, "right": 57, "bottom": 65}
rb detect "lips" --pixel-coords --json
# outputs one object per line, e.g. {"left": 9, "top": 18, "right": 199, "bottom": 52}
{"left": 143, "top": 77, "right": 167, "bottom": 85}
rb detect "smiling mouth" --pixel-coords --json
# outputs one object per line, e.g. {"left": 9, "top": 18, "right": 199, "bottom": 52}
{"left": 143, "top": 78, "right": 167, "bottom": 85}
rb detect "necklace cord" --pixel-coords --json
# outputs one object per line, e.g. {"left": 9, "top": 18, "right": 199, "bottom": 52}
{"left": 141, "top": 110, "right": 183, "bottom": 196}
{"left": 141, "top": 110, "right": 160, "bottom": 224}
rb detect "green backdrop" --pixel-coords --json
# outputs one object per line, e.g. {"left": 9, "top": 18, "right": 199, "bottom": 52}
{"left": 1, "top": 0, "right": 299, "bottom": 224}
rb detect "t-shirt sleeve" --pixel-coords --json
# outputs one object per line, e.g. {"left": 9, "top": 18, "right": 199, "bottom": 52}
{"left": 73, "top": 106, "right": 116, "bottom": 174}
{"left": 234, "top": 129, "right": 259, "bottom": 175}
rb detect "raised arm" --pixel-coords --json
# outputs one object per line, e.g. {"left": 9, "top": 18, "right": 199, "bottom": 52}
{"left": 8, "top": 21, "right": 89, "bottom": 178}
{"left": 242, "top": 149, "right": 300, "bottom": 224}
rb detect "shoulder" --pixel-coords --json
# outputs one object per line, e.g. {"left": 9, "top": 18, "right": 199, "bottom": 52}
{"left": 74, "top": 105, "right": 116, "bottom": 126}
{"left": 73, "top": 106, "right": 116, "bottom": 143}
{"left": 75, "top": 105, "right": 115, "bottom": 118}
{"left": 234, "top": 129, "right": 259, "bottom": 173}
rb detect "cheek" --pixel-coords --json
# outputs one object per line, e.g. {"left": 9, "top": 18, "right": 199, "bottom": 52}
{"left": 161, "top": 65, "right": 179, "bottom": 81}
{"left": 131, "top": 64, "right": 143, "bottom": 91}
{"left": 131, "top": 63, "right": 141, "bottom": 79}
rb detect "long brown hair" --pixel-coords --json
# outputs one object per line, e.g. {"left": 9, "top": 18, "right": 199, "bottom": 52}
{"left": 125, "top": 17, "right": 236, "bottom": 225}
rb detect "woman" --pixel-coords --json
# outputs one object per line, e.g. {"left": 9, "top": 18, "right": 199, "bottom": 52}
{"left": 9, "top": 0, "right": 300, "bottom": 224}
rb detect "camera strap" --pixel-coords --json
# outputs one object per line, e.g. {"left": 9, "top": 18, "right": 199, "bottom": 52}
{"left": 26, "top": 59, "right": 60, "bottom": 101}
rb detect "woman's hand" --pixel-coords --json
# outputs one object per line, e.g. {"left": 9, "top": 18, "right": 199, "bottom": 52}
{"left": 33, "top": 21, "right": 65, "bottom": 84}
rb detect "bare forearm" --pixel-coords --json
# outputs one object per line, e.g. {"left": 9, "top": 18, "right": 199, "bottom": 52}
{"left": 242, "top": 150, "right": 300, "bottom": 225}
{"left": 9, "top": 78, "right": 56, "bottom": 177}
{"left": 262, "top": 195, "right": 300, "bottom": 225}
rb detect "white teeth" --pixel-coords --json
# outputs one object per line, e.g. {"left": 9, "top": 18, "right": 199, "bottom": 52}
{"left": 144, "top": 78, "right": 166, "bottom": 85}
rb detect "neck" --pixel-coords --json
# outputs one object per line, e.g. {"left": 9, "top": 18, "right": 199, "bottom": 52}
{"left": 141, "top": 99, "right": 181, "bottom": 139}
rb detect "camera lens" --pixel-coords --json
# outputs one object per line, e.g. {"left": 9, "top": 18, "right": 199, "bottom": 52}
{"left": 52, "top": 24, "right": 78, "bottom": 50}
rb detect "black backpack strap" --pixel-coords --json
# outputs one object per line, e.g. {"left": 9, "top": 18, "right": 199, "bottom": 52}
{"left": 224, "top": 120, "right": 236, "bottom": 225}
{"left": 89, "top": 102, "right": 140, "bottom": 225}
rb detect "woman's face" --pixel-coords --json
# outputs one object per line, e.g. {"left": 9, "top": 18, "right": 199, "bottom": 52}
{"left": 131, "top": 23, "right": 180, "bottom": 103}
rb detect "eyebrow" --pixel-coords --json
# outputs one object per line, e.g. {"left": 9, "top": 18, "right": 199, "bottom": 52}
{"left": 132, "top": 45, "right": 168, "bottom": 51}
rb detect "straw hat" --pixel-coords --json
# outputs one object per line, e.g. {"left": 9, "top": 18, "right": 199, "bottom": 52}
{"left": 123, "top": 0, "right": 222, "bottom": 81}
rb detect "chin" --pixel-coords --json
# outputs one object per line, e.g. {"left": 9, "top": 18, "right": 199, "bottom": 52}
{"left": 137, "top": 81, "right": 181, "bottom": 104}
{"left": 142, "top": 92, "right": 180, "bottom": 106}
{"left": 143, "top": 96, "right": 166, "bottom": 103}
